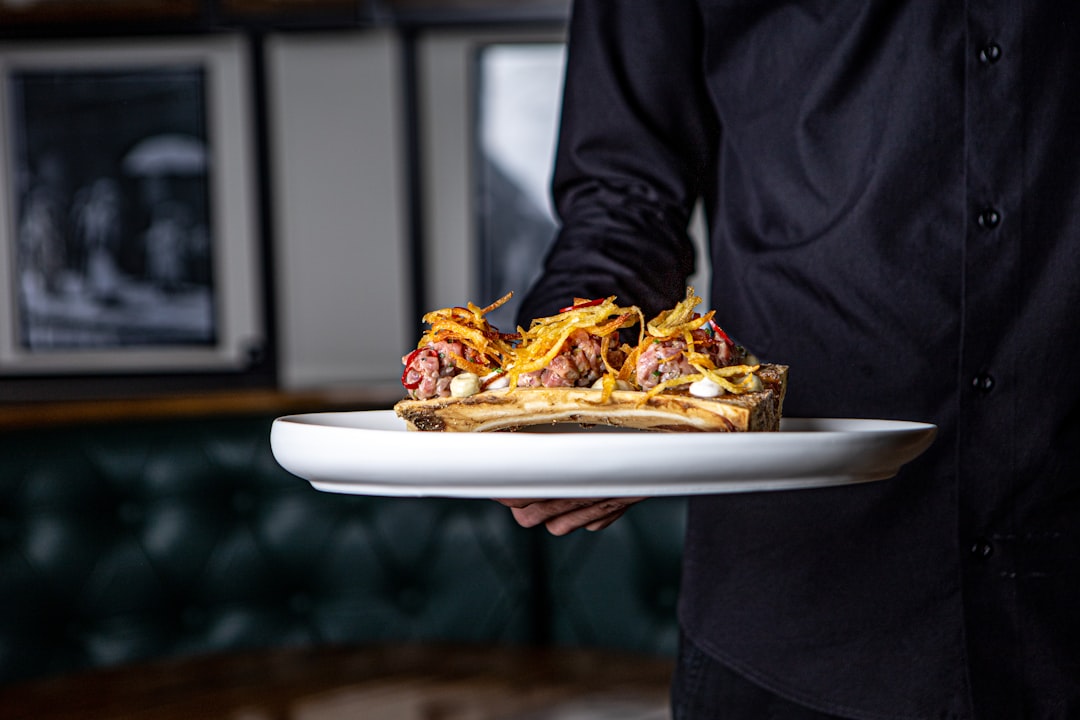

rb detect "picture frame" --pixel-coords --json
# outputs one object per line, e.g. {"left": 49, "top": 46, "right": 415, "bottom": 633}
{"left": 0, "top": 35, "right": 266, "bottom": 381}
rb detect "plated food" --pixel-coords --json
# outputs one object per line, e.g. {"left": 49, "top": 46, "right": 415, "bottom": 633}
{"left": 394, "top": 288, "right": 788, "bottom": 433}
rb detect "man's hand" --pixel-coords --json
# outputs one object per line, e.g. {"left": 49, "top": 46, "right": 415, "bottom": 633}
{"left": 494, "top": 497, "right": 646, "bottom": 535}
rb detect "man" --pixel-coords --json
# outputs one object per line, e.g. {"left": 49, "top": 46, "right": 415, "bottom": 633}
{"left": 501, "top": 1, "right": 1080, "bottom": 718}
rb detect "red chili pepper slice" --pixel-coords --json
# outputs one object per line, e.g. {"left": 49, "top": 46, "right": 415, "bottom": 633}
{"left": 559, "top": 297, "right": 605, "bottom": 313}
{"left": 400, "top": 347, "right": 425, "bottom": 389}
{"left": 708, "top": 319, "right": 734, "bottom": 347}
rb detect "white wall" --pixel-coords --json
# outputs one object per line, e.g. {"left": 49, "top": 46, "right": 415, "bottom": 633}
{"left": 265, "top": 27, "right": 569, "bottom": 390}
{"left": 266, "top": 30, "right": 409, "bottom": 389}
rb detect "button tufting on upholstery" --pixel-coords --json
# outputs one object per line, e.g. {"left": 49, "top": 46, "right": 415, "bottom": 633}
{"left": 64, "top": 621, "right": 84, "bottom": 643}
{"left": 653, "top": 585, "right": 678, "bottom": 614}
{"left": 116, "top": 501, "right": 144, "bottom": 527}
{"left": 0, "top": 413, "right": 682, "bottom": 685}
{"left": 396, "top": 586, "right": 426, "bottom": 614}
{"left": 182, "top": 606, "right": 207, "bottom": 629}
{"left": 231, "top": 491, "right": 255, "bottom": 516}
{"left": 0, "top": 517, "right": 14, "bottom": 543}
{"left": 289, "top": 593, "right": 312, "bottom": 616}
{"left": 542, "top": 495, "right": 686, "bottom": 656}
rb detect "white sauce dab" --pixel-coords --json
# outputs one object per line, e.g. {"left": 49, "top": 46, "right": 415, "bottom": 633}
{"left": 689, "top": 377, "right": 725, "bottom": 398}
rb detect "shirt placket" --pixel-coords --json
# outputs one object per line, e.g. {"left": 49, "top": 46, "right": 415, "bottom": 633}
{"left": 960, "top": 0, "right": 1025, "bottom": 715}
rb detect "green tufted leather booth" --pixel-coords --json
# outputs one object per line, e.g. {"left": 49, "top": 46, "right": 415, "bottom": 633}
{"left": 0, "top": 410, "right": 686, "bottom": 686}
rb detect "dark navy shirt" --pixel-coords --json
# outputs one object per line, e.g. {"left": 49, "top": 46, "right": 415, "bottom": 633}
{"left": 518, "top": 1, "right": 1080, "bottom": 717}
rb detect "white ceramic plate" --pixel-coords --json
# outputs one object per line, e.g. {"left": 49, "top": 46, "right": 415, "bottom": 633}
{"left": 270, "top": 410, "right": 936, "bottom": 498}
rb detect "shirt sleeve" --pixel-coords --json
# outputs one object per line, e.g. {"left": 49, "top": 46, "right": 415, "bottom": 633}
{"left": 516, "top": 0, "right": 718, "bottom": 324}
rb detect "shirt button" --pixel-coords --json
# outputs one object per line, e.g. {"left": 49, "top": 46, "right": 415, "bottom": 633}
{"left": 978, "top": 43, "right": 1002, "bottom": 64}
{"left": 970, "top": 539, "right": 994, "bottom": 559}
{"left": 976, "top": 208, "right": 1001, "bottom": 230}
{"left": 972, "top": 373, "right": 995, "bottom": 392}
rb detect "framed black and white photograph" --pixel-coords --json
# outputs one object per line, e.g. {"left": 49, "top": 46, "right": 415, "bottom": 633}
{"left": 0, "top": 36, "right": 264, "bottom": 378}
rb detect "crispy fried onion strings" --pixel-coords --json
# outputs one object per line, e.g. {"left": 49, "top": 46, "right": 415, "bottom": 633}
{"left": 630, "top": 287, "right": 763, "bottom": 398}
{"left": 509, "top": 295, "right": 644, "bottom": 401}
{"left": 416, "top": 291, "right": 518, "bottom": 379}
{"left": 411, "top": 287, "right": 763, "bottom": 401}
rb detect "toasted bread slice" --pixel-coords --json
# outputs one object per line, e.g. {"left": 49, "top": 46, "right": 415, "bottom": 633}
{"left": 394, "top": 364, "right": 788, "bottom": 433}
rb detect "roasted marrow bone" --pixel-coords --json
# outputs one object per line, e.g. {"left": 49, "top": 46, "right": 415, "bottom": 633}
{"left": 395, "top": 364, "right": 788, "bottom": 433}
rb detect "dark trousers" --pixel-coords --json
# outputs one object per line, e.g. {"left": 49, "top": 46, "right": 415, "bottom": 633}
{"left": 671, "top": 632, "right": 849, "bottom": 720}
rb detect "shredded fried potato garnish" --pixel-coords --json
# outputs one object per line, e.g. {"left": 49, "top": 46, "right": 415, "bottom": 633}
{"left": 408, "top": 287, "right": 765, "bottom": 402}
{"left": 416, "top": 291, "right": 518, "bottom": 376}
{"left": 507, "top": 295, "right": 644, "bottom": 401}
{"left": 639, "top": 287, "right": 762, "bottom": 398}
